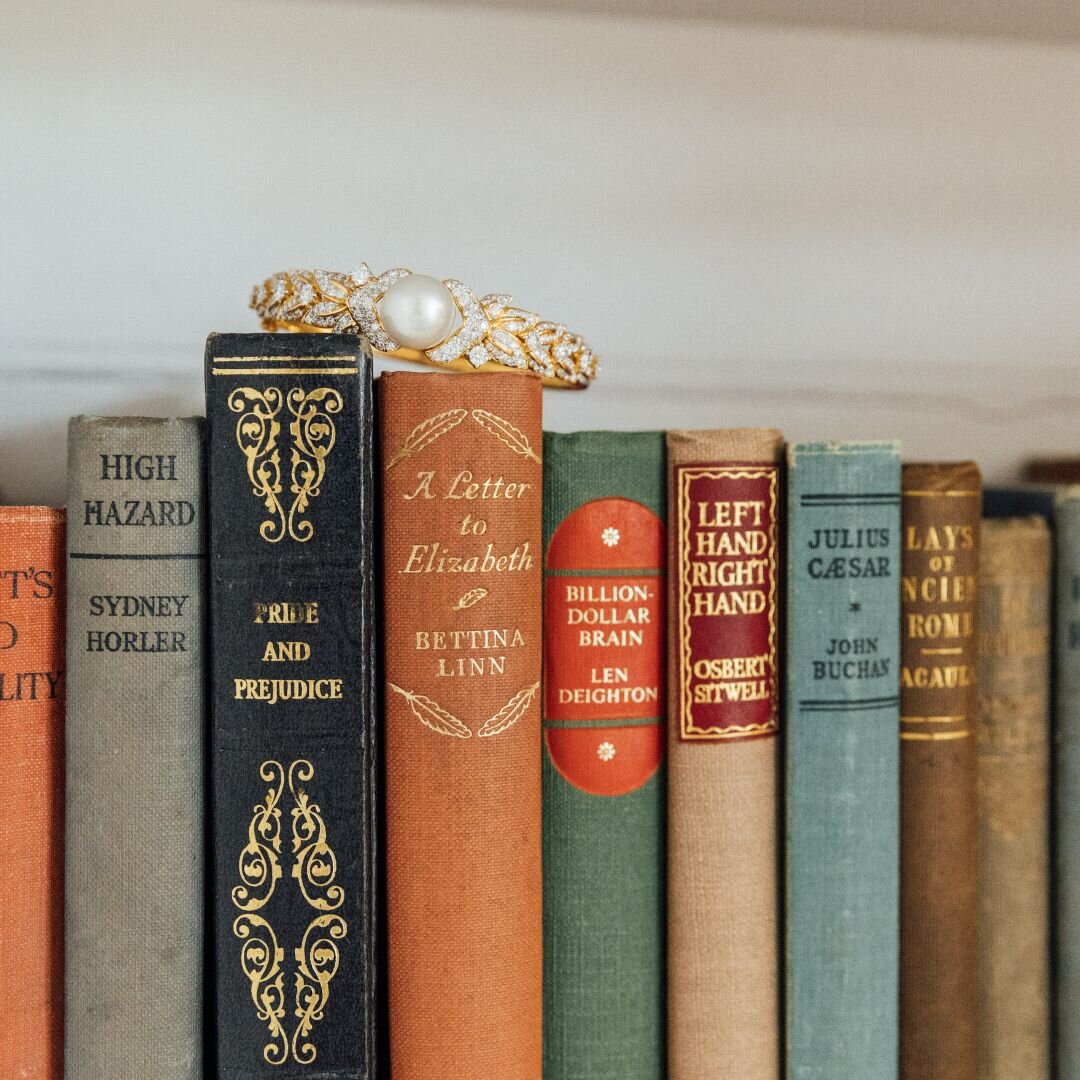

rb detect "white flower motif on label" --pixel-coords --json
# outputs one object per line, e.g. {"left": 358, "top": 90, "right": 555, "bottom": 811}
{"left": 601, "top": 527, "right": 620, "bottom": 548}
{"left": 597, "top": 741, "right": 616, "bottom": 762}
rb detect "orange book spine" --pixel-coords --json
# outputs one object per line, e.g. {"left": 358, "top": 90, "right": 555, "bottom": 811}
{"left": 0, "top": 507, "right": 65, "bottom": 1079}
{"left": 380, "top": 372, "right": 543, "bottom": 1080}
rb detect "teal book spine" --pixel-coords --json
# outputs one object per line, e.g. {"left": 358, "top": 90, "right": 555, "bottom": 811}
{"left": 784, "top": 441, "right": 901, "bottom": 1080}
{"left": 1057, "top": 487, "right": 1080, "bottom": 1080}
{"left": 542, "top": 430, "right": 666, "bottom": 1080}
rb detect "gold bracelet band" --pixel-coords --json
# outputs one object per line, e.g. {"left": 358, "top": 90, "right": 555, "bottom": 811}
{"left": 251, "top": 264, "right": 598, "bottom": 389}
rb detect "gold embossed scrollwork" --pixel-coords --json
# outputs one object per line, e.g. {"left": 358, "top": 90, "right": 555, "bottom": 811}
{"left": 232, "top": 761, "right": 285, "bottom": 912}
{"left": 291, "top": 914, "right": 348, "bottom": 1066}
{"left": 234, "top": 913, "right": 289, "bottom": 1067}
{"left": 286, "top": 387, "right": 343, "bottom": 543}
{"left": 229, "top": 386, "right": 287, "bottom": 542}
{"left": 288, "top": 759, "right": 344, "bottom": 912}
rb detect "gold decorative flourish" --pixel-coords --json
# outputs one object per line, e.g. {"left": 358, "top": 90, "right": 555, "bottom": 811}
{"left": 231, "top": 385, "right": 342, "bottom": 543}
{"left": 230, "top": 386, "right": 286, "bottom": 542}
{"left": 291, "top": 914, "right": 348, "bottom": 1065}
{"left": 452, "top": 587, "right": 488, "bottom": 611}
{"left": 384, "top": 408, "right": 468, "bottom": 471}
{"left": 477, "top": 681, "right": 540, "bottom": 738}
{"left": 285, "top": 387, "right": 342, "bottom": 543}
{"left": 234, "top": 913, "right": 289, "bottom": 1066}
{"left": 288, "top": 760, "right": 344, "bottom": 912}
{"left": 470, "top": 409, "right": 542, "bottom": 464}
{"left": 233, "top": 759, "right": 348, "bottom": 1066}
{"left": 232, "top": 761, "right": 285, "bottom": 912}
{"left": 389, "top": 683, "right": 472, "bottom": 738}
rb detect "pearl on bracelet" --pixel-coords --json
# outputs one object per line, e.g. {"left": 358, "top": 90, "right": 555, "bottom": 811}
{"left": 377, "top": 274, "right": 458, "bottom": 351}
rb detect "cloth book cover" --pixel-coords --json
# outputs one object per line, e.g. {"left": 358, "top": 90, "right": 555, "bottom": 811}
{"left": 542, "top": 430, "right": 666, "bottom": 1080}
{"left": 665, "top": 428, "right": 783, "bottom": 1080}
{"left": 380, "top": 371, "right": 543, "bottom": 1080}
{"left": 1056, "top": 486, "right": 1080, "bottom": 1080}
{"left": 0, "top": 507, "right": 65, "bottom": 1080}
{"left": 66, "top": 416, "right": 205, "bottom": 1080}
{"left": 899, "top": 461, "right": 981, "bottom": 1080}
{"left": 204, "top": 334, "right": 378, "bottom": 1079}
{"left": 977, "top": 516, "right": 1051, "bottom": 1080}
{"left": 784, "top": 441, "right": 900, "bottom": 1080}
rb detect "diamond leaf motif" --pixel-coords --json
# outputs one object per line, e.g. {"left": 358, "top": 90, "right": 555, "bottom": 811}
{"left": 314, "top": 271, "right": 350, "bottom": 300}
{"left": 349, "top": 263, "right": 374, "bottom": 286}
{"left": 487, "top": 329, "right": 527, "bottom": 368}
{"left": 427, "top": 280, "right": 488, "bottom": 363}
{"left": 481, "top": 293, "right": 513, "bottom": 319}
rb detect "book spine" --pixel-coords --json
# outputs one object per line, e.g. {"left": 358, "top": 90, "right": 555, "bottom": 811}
{"left": 542, "top": 430, "right": 666, "bottom": 1080}
{"left": 665, "top": 427, "right": 783, "bottom": 1080}
{"left": 1056, "top": 488, "right": 1080, "bottom": 1080}
{"left": 0, "top": 507, "right": 65, "bottom": 1080}
{"left": 205, "top": 333, "right": 377, "bottom": 1080}
{"left": 977, "top": 517, "right": 1051, "bottom": 1080}
{"left": 899, "top": 461, "right": 981, "bottom": 1080}
{"left": 380, "top": 371, "right": 543, "bottom": 1080}
{"left": 65, "top": 417, "right": 205, "bottom": 1080}
{"left": 784, "top": 442, "right": 900, "bottom": 1080}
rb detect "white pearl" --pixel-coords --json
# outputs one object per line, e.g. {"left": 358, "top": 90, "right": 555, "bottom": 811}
{"left": 377, "top": 274, "right": 458, "bottom": 351}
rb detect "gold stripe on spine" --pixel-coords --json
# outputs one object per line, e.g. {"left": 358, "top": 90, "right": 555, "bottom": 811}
{"left": 233, "top": 760, "right": 347, "bottom": 1066}
{"left": 213, "top": 368, "right": 359, "bottom": 376}
{"left": 901, "top": 731, "right": 972, "bottom": 741}
{"left": 902, "top": 715, "right": 968, "bottom": 724}
{"left": 214, "top": 355, "right": 358, "bottom": 363}
{"left": 901, "top": 490, "right": 981, "bottom": 498}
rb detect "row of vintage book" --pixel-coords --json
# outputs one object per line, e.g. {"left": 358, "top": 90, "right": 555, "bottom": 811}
{"left": 0, "top": 331, "right": 1072, "bottom": 1080}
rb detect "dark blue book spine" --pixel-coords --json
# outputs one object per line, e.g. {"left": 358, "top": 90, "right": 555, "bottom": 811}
{"left": 784, "top": 440, "right": 901, "bottom": 1080}
{"left": 205, "top": 333, "right": 378, "bottom": 1080}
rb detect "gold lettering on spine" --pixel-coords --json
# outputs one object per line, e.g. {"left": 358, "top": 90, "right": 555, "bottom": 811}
{"left": 233, "top": 759, "right": 346, "bottom": 1065}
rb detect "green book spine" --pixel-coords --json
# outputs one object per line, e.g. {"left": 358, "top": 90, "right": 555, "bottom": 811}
{"left": 542, "top": 430, "right": 666, "bottom": 1080}
{"left": 784, "top": 441, "right": 901, "bottom": 1080}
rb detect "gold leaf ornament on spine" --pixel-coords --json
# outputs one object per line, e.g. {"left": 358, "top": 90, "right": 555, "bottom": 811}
{"left": 470, "top": 409, "right": 542, "bottom": 463}
{"left": 384, "top": 407, "right": 467, "bottom": 471}
{"left": 477, "top": 681, "right": 540, "bottom": 738}
{"left": 389, "top": 682, "right": 472, "bottom": 738}
{"left": 233, "top": 759, "right": 347, "bottom": 1066}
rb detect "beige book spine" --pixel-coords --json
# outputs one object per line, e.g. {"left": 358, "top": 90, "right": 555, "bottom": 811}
{"left": 977, "top": 517, "right": 1051, "bottom": 1080}
{"left": 666, "top": 428, "right": 783, "bottom": 1080}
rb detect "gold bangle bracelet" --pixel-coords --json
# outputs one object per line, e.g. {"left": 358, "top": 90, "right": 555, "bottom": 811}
{"left": 251, "top": 264, "right": 599, "bottom": 389}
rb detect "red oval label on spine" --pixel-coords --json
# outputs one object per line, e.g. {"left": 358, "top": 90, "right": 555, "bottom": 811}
{"left": 544, "top": 497, "right": 665, "bottom": 796}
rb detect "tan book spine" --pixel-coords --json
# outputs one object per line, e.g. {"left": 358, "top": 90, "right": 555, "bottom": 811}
{"left": 977, "top": 517, "right": 1051, "bottom": 1080}
{"left": 900, "top": 462, "right": 981, "bottom": 1080}
{"left": 380, "top": 371, "right": 543, "bottom": 1080}
{"left": 665, "top": 428, "right": 783, "bottom": 1080}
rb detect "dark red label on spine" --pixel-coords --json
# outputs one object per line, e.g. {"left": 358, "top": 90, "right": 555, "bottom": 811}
{"left": 675, "top": 463, "right": 779, "bottom": 741}
{"left": 544, "top": 497, "right": 664, "bottom": 795}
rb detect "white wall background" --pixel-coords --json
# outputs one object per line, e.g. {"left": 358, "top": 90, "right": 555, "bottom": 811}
{"left": 3, "top": 0, "right": 1080, "bottom": 504}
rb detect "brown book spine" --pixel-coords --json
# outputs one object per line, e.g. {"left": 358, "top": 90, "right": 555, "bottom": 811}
{"left": 380, "top": 372, "right": 543, "bottom": 1080}
{"left": 0, "top": 507, "right": 65, "bottom": 1080}
{"left": 900, "top": 462, "right": 981, "bottom": 1080}
{"left": 977, "top": 517, "right": 1051, "bottom": 1080}
{"left": 665, "top": 429, "right": 783, "bottom": 1080}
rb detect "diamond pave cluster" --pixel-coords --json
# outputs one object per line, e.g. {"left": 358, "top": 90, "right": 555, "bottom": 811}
{"left": 251, "top": 264, "right": 599, "bottom": 389}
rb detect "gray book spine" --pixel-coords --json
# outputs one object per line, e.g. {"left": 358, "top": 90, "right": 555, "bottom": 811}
{"left": 1058, "top": 489, "right": 1080, "bottom": 1080}
{"left": 66, "top": 416, "right": 205, "bottom": 1080}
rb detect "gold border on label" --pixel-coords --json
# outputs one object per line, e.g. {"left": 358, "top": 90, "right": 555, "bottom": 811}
{"left": 677, "top": 464, "right": 779, "bottom": 741}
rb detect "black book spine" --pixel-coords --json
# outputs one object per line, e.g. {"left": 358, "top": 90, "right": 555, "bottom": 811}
{"left": 205, "top": 333, "right": 377, "bottom": 1080}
